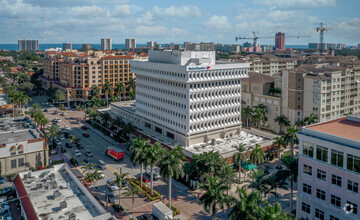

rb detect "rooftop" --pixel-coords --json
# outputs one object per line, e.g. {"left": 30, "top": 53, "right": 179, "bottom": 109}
{"left": 0, "top": 117, "right": 42, "bottom": 143}
{"left": 306, "top": 115, "right": 360, "bottom": 142}
{"left": 14, "top": 164, "right": 113, "bottom": 220}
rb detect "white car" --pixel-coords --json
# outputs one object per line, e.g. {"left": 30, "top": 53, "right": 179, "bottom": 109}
{"left": 73, "top": 150, "right": 82, "bottom": 157}
{"left": 106, "top": 179, "right": 120, "bottom": 191}
{"left": 61, "top": 112, "right": 67, "bottom": 116}
{"left": 98, "top": 171, "right": 105, "bottom": 179}
{"left": 146, "top": 167, "right": 161, "bottom": 180}
{"left": 59, "top": 136, "right": 65, "bottom": 141}
{"left": 56, "top": 119, "right": 62, "bottom": 122}
{"left": 64, "top": 126, "right": 70, "bottom": 130}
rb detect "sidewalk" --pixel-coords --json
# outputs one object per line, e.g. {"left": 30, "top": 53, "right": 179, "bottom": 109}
{"left": 49, "top": 147, "right": 75, "bottom": 168}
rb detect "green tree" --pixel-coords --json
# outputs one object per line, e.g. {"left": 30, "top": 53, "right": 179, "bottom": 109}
{"left": 38, "top": 116, "right": 48, "bottom": 130}
{"left": 220, "top": 165, "right": 237, "bottom": 195}
{"left": 124, "top": 186, "right": 141, "bottom": 217}
{"left": 53, "top": 89, "right": 65, "bottom": 104}
{"left": 159, "top": 145, "right": 185, "bottom": 208}
{"left": 274, "top": 115, "right": 290, "bottom": 133}
{"left": 285, "top": 125, "right": 300, "bottom": 159}
{"left": 88, "top": 97, "right": 102, "bottom": 108}
{"left": 199, "top": 175, "right": 234, "bottom": 220}
{"left": 129, "top": 91, "right": 135, "bottom": 100}
{"left": 115, "top": 82, "right": 125, "bottom": 101}
{"left": 29, "top": 103, "right": 41, "bottom": 119}
{"left": 126, "top": 78, "right": 136, "bottom": 92}
{"left": 192, "top": 151, "right": 226, "bottom": 178}
{"left": 129, "top": 137, "right": 150, "bottom": 187}
{"left": 228, "top": 186, "right": 263, "bottom": 220}
{"left": 86, "top": 107, "right": 99, "bottom": 122}
{"left": 304, "top": 113, "right": 318, "bottom": 125}
{"left": 111, "top": 168, "right": 129, "bottom": 208}
{"left": 232, "top": 143, "right": 249, "bottom": 183}
{"left": 70, "top": 135, "right": 80, "bottom": 145}
{"left": 144, "top": 142, "right": 165, "bottom": 196}
{"left": 247, "top": 169, "right": 267, "bottom": 194}
{"left": 81, "top": 162, "right": 94, "bottom": 177}
{"left": 121, "top": 122, "right": 136, "bottom": 140}
{"left": 272, "top": 136, "right": 287, "bottom": 169}
{"left": 45, "top": 125, "right": 61, "bottom": 149}
{"left": 19, "top": 81, "right": 34, "bottom": 94}
{"left": 90, "top": 85, "right": 100, "bottom": 97}
{"left": 260, "top": 202, "right": 294, "bottom": 220}
{"left": 252, "top": 107, "right": 267, "bottom": 129}
{"left": 249, "top": 144, "right": 265, "bottom": 165}
{"left": 102, "top": 81, "right": 113, "bottom": 107}
{"left": 242, "top": 106, "right": 253, "bottom": 128}
{"left": 264, "top": 173, "right": 288, "bottom": 203}
{"left": 87, "top": 169, "right": 101, "bottom": 193}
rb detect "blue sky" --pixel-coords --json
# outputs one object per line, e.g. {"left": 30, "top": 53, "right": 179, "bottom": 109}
{"left": 0, "top": 0, "right": 359, "bottom": 45}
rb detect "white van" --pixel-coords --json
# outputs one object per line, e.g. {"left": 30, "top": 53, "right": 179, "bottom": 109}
{"left": 98, "top": 160, "right": 107, "bottom": 170}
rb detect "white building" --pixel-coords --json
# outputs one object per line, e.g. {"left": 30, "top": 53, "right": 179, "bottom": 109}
{"left": 111, "top": 50, "right": 249, "bottom": 147}
{"left": 44, "top": 48, "right": 62, "bottom": 52}
{"left": 147, "top": 41, "right": 157, "bottom": 48}
{"left": 18, "top": 39, "right": 39, "bottom": 51}
{"left": 125, "top": 38, "right": 136, "bottom": 50}
{"left": 101, "top": 38, "right": 112, "bottom": 51}
{"left": 62, "top": 42, "right": 72, "bottom": 50}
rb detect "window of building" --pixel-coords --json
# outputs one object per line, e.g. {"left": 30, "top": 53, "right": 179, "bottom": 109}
{"left": 317, "top": 169, "right": 326, "bottom": 181}
{"left": 347, "top": 180, "right": 358, "bottom": 193}
{"left": 346, "top": 201, "right": 358, "bottom": 214}
{"left": 166, "top": 132, "right": 175, "bottom": 139}
{"left": 331, "top": 174, "right": 342, "bottom": 187}
{"left": 331, "top": 150, "right": 344, "bottom": 167}
{"left": 347, "top": 154, "right": 360, "bottom": 173}
{"left": 315, "top": 208, "right": 324, "bottom": 220}
{"left": 303, "top": 183, "right": 312, "bottom": 194}
{"left": 10, "top": 146, "right": 16, "bottom": 155}
{"left": 303, "top": 142, "right": 314, "bottom": 157}
{"left": 316, "top": 189, "right": 326, "bottom": 200}
{"left": 18, "top": 158, "right": 24, "bottom": 167}
{"left": 303, "top": 164, "right": 312, "bottom": 175}
{"left": 155, "top": 127, "right": 162, "bottom": 134}
{"left": 11, "top": 159, "right": 16, "bottom": 169}
{"left": 302, "top": 202, "right": 310, "bottom": 214}
{"left": 331, "top": 195, "right": 341, "bottom": 208}
{"left": 316, "top": 146, "right": 328, "bottom": 162}
{"left": 330, "top": 215, "right": 340, "bottom": 220}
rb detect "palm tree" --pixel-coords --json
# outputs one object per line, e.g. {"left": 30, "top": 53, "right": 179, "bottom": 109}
{"left": 249, "top": 144, "right": 265, "bottom": 165}
{"left": 199, "top": 175, "right": 233, "bottom": 220}
{"left": 252, "top": 107, "right": 267, "bottom": 129}
{"left": 53, "top": 89, "right": 65, "bottom": 105}
{"left": 81, "top": 162, "right": 94, "bottom": 178}
{"left": 70, "top": 135, "right": 80, "bottom": 145}
{"left": 285, "top": 125, "right": 300, "bottom": 159}
{"left": 144, "top": 142, "right": 165, "bottom": 196}
{"left": 101, "top": 112, "right": 110, "bottom": 127}
{"left": 111, "top": 168, "right": 129, "bottom": 208}
{"left": 129, "top": 137, "right": 150, "bottom": 187}
{"left": 87, "top": 169, "right": 101, "bottom": 193}
{"left": 295, "top": 120, "right": 305, "bottom": 128}
{"left": 45, "top": 125, "right": 61, "bottom": 149}
{"left": 264, "top": 173, "right": 288, "bottom": 203}
{"left": 125, "top": 186, "right": 141, "bottom": 217}
{"left": 304, "top": 113, "right": 318, "bottom": 125}
{"left": 227, "top": 186, "right": 263, "bottom": 220}
{"left": 122, "top": 122, "right": 136, "bottom": 140}
{"left": 247, "top": 169, "right": 267, "bottom": 194}
{"left": 159, "top": 145, "right": 185, "bottom": 208}
{"left": 88, "top": 97, "right": 102, "bottom": 108}
{"left": 115, "top": 82, "right": 125, "bottom": 101}
{"left": 102, "top": 81, "right": 113, "bottom": 107}
{"left": 232, "top": 144, "right": 249, "bottom": 183}
{"left": 29, "top": 103, "right": 41, "bottom": 119}
{"left": 272, "top": 136, "right": 287, "bottom": 169}
{"left": 38, "top": 116, "right": 48, "bottom": 130}
{"left": 90, "top": 85, "right": 100, "bottom": 97}
{"left": 129, "top": 91, "right": 135, "bottom": 100}
{"left": 220, "top": 166, "right": 237, "bottom": 195}
{"left": 242, "top": 106, "right": 253, "bottom": 128}
{"left": 113, "top": 116, "right": 125, "bottom": 131}
{"left": 86, "top": 107, "right": 99, "bottom": 122}
{"left": 126, "top": 78, "right": 136, "bottom": 92}
{"left": 260, "top": 202, "right": 293, "bottom": 220}
{"left": 274, "top": 115, "right": 290, "bottom": 134}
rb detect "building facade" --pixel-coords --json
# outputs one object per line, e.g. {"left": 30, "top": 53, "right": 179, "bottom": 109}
{"left": 125, "top": 39, "right": 136, "bottom": 50}
{"left": 111, "top": 50, "right": 249, "bottom": 146}
{"left": 82, "top": 43, "right": 91, "bottom": 50}
{"left": 101, "top": 38, "right": 112, "bottom": 51}
{"left": 63, "top": 42, "right": 72, "bottom": 50}
{"left": 296, "top": 114, "right": 360, "bottom": 220}
{"left": 147, "top": 41, "right": 157, "bottom": 48}
{"left": 275, "top": 32, "right": 285, "bottom": 51}
{"left": 18, "top": 39, "right": 39, "bottom": 51}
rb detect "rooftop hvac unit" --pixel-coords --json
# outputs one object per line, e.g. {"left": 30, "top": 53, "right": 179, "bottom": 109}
{"left": 60, "top": 201, "right": 67, "bottom": 210}
{"left": 69, "top": 213, "right": 76, "bottom": 220}
{"left": 36, "top": 183, "right": 42, "bottom": 189}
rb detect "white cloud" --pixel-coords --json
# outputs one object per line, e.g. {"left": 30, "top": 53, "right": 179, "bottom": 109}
{"left": 69, "top": 5, "right": 110, "bottom": 18}
{"left": 152, "top": 5, "right": 201, "bottom": 18}
{"left": 113, "top": 4, "right": 131, "bottom": 17}
{"left": 253, "top": 0, "right": 337, "bottom": 10}
{"left": 204, "top": 15, "right": 231, "bottom": 30}
{"left": 331, "top": 18, "right": 360, "bottom": 43}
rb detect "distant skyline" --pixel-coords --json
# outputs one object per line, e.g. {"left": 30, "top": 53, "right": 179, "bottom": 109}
{"left": 0, "top": 0, "right": 359, "bottom": 45}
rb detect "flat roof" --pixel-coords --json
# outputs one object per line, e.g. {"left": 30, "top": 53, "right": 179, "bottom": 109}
{"left": 306, "top": 116, "right": 360, "bottom": 142}
{"left": 0, "top": 129, "right": 38, "bottom": 143}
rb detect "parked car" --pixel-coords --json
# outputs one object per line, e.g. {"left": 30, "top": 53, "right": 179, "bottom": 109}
{"left": 43, "top": 109, "right": 48, "bottom": 112}
{"left": 106, "top": 179, "right": 120, "bottom": 191}
{"left": 98, "top": 171, "right": 105, "bottom": 179}
{"left": 0, "top": 205, "right": 10, "bottom": 215}
{"left": 81, "top": 126, "right": 88, "bottom": 130}
{"left": 65, "top": 132, "right": 71, "bottom": 138}
{"left": 146, "top": 167, "right": 161, "bottom": 180}
{"left": 0, "top": 176, "right": 5, "bottom": 184}
{"left": 55, "top": 140, "right": 62, "bottom": 146}
{"left": 52, "top": 111, "right": 58, "bottom": 115}
{"left": 50, "top": 149, "right": 57, "bottom": 155}
{"left": 98, "top": 160, "right": 107, "bottom": 170}
{"left": 59, "top": 136, "right": 65, "bottom": 141}
{"left": 141, "top": 214, "right": 155, "bottom": 220}
{"left": 64, "top": 125, "right": 70, "bottom": 130}
{"left": 83, "top": 133, "right": 89, "bottom": 138}
{"left": 73, "top": 150, "right": 81, "bottom": 157}
{"left": 138, "top": 176, "right": 150, "bottom": 183}
{"left": 76, "top": 143, "right": 84, "bottom": 149}
{"left": 106, "top": 192, "right": 116, "bottom": 204}
{"left": 83, "top": 159, "right": 91, "bottom": 166}
{"left": 65, "top": 143, "right": 73, "bottom": 148}
{"left": 60, "top": 112, "right": 67, "bottom": 116}
{"left": 85, "top": 150, "right": 93, "bottom": 157}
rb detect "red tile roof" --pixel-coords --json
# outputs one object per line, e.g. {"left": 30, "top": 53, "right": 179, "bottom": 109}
{"left": 138, "top": 52, "right": 148, "bottom": 56}
{"left": 14, "top": 175, "right": 39, "bottom": 220}
{"left": 307, "top": 117, "right": 360, "bottom": 141}
{"left": 101, "top": 55, "right": 133, "bottom": 60}
{"left": 127, "top": 52, "right": 136, "bottom": 55}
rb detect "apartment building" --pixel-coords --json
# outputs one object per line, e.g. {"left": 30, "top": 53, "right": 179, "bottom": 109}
{"left": 276, "top": 64, "right": 360, "bottom": 125}
{"left": 241, "top": 72, "right": 282, "bottom": 132}
{"left": 0, "top": 117, "right": 47, "bottom": 175}
{"left": 275, "top": 32, "right": 285, "bottom": 51}
{"left": 110, "top": 50, "right": 249, "bottom": 146}
{"left": 250, "top": 56, "right": 298, "bottom": 76}
{"left": 101, "top": 38, "right": 112, "bottom": 51}
{"left": 18, "top": 39, "right": 39, "bottom": 51}
{"left": 41, "top": 50, "right": 134, "bottom": 105}
{"left": 296, "top": 114, "right": 360, "bottom": 220}
{"left": 63, "top": 42, "right": 72, "bottom": 50}
{"left": 125, "top": 39, "right": 136, "bottom": 50}
{"left": 82, "top": 43, "right": 91, "bottom": 50}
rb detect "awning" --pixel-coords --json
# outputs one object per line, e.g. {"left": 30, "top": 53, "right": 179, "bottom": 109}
{"left": 241, "top": 162, "right": 258, "bottom": 170}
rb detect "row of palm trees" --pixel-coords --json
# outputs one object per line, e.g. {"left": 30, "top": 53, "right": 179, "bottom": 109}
{"left": 3, "top": 85, "right": 31, "bottom": 116}
{"left": 28, "top": 103, "right": 49, "bottom": 130}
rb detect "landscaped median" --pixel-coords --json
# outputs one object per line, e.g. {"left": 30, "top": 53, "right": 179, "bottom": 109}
{"left": 128, "top": 178, "right": 161, "bottom": 201}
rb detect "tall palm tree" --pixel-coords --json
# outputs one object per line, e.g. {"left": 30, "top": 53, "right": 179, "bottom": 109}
{"left": 285, "top": 125, "right": 300, "bottom": 159}
{"left": 249, "top": 144, "right": 265, "bottom": 165}
{"left": 122, "top": 122, "right": 136, "bottom": 140}
{"left": 81, "top": 162, "right": 94, "bottom": 178}
{"left": 274, "top": 115, "right": 290, "bottom": 134}
{"left": 111, "top": 168, "right": 129, "bottom": 208}
{"left": 126, "top": 78, "right": 136, "bottom": 92}
{"left": 144, "top": 142, "right": 165, "bottom": 196}
{"left": 227, "top": 186, "right": 263, "bottom": 220}
{"left": 113, "top": 116, "right": 125, "bottom": 131}
{"left": 242, "top": 106, "right": 253, "bottom": 128}
{"left": 159, "top": 145, "right": 185, "bottom": 208}
{"left": 129, "top": 137, "right": 150, "bottom": 187}
{"left": 29, "top": 103, "right": 41, "bottom": 119}
{"left": 232, "top": 144, "right": 249, "bottom": 183}
{"left": 264, "top": 173, "right": 288, "bottom": 203}
{"left": 87, "top": 169, "right": 101, "bottom": 193}
{"left": 90, "top": 85, "right": 100, "bottom": 97}
{"left": 88, "top": 97, "right": 102, "bottom": 108}
{"left": 252, "top": 107, "right": 267, "bottom": 129}
{"left": 260, "top": 202, "right": 293, "bottom": 220}
{"left": 295, "top": 120, "right": 305, "bottom": 128}
{"left": 86, "top": 107, "right": 99, "bottom": 122}
{"left": 70, "top": 135, "right": 80, "bottom": 145}
{"left": 247, "top": 169, "right": 267, "bottom": 194}
{"left": 304, "top": 113, "right": 318, "bottom": 125}
{"left": 115, "top": 82, "right": 125, "bottom": 101}
{"left": 199, "top": 175, "right": 234, "bottom": 220}
{"left": 220, "top": 166, "right": 237, "bottom": 195}
{"left": 38, "top": 116, "right": 48, "bottom": 130}
{"left": 19, "top": 92, "right": 31, "bottom": 115}
{"left": 102, "top": 81, "right": 113, "bottom": 107}
{"left": 45, "top": 125, "right": 61, "bottom": 149}
{"left": 272, "top": 136, "right": 287, "bottom": 169}
{"left": 125, "top": 186, "right": 141, "bottom": 217}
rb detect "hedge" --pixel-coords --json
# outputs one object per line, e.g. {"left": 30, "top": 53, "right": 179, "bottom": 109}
{"left": 113, "top": 204, "right": 125, "bottom": 212}
{"left": 128, "top": 178, "right": 161, "bottom": 201}
{"left": 169, "top": 204, "right": 181, "bottom": 216}
{"left": 51, "top": 159, "right": 65, "bottom": 166}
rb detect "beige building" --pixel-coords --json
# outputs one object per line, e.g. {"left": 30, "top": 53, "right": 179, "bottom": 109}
{"left": 0, "top": 117, "right": 47, "bottom": 175}
{"left": 276, "top": 63, "right": 360, "bottom": 125}
{"left": 242, "top": 72, "right": 282, "bottom": 133}
{"left": 41, "top": 50, "right": 134, "bottom": 105}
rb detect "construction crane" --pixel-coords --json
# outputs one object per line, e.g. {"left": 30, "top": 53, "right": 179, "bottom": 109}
{"left": 316, "top": 22, "right": 332, "bottom": 52}
{"left": 235, "top": 31, "right": 310, "bottom": 47}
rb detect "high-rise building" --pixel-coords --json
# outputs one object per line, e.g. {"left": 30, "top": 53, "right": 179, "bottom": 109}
{"left": 62, "top": 42, "right": 72, "bottom": 50}
{"left": 184, "top": 42, "right": 192, "bottom": 50}
{"left": 18, "top": 39, "right": 39, "bottom": 51}
{"left": 243, "top": 42, "right": 252, "bottom": 48}
{"left": 111, "top": 50, "right": 249, "bottom": 146}
{"left": 296, "top": 114, "right": 360, "bottom": 220}
{"left": 336, "top": 43, "right": 346, "bottom": 49}
{"left": 275, "top": 32, "right": 285, "bottom": 51}
{"left": 125, "top": 38, "right": 136, "bottom": 50}
{"left": 101, "top": 38, "right": 112, "bottom": 50}
{"left": 82, "top": 43, "right": 91, "bottom": 50}
{"left": 147, "top": 41, "right": 157, "bottom": 48}
{"left": 309, "top": 43, "right": 320, "bottom": 49}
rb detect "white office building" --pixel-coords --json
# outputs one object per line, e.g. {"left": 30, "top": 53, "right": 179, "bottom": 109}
{"left": 101, "top": 38, "right": 112, "bottom": 50}
{"left": 125, "top": 38, "right": 136, "bottom": 50}
{"left": 111, "top": 50, "right": 249, "bottom": 147}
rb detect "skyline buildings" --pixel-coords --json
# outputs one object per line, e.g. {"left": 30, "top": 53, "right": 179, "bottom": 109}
{"left": 18, "top": 39, "right": 39, "bottom": 51}
{"left": 101, "top": 38, "right": 112, "bottom": 51}
{"left": 62, "top": 42, "right": 72, "bottom": 50}
{"left": 125, "top": 38, "right": 136, "bottom": 50}
{"left": 275, "top": 32, "right": 285, "bottom": 51}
